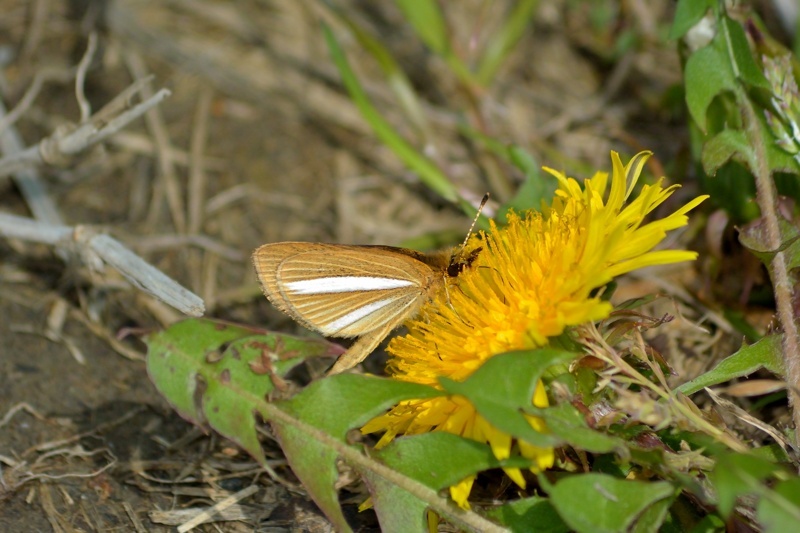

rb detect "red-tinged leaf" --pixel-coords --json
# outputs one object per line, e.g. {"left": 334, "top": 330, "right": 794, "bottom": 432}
{"left": 145, "top": 319, "right": 341, "bottom": 466}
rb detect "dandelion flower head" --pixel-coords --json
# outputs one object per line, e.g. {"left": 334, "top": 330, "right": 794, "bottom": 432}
{"left": 362, "top": 151, "right": 708, "bottom": 508}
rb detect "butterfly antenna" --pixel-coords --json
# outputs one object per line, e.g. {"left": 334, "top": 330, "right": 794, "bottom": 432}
{"left": 459, "top": 193, "right": 490, "bottom": 250}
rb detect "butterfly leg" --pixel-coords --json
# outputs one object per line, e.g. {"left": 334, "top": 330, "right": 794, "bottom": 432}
{"left": 327, "top": 322, "right": 396, "bottom": 374}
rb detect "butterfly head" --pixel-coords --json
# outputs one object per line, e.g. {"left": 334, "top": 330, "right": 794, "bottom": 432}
{"left": 447, "top": 246, "right": 482, "bottom": 277}
{"left": 446, "top": 193, "right": 489, "bottom": 277}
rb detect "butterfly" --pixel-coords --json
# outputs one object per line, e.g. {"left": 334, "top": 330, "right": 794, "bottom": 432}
{"left": 252, "top": 195, "right": 487, "bottom": 374}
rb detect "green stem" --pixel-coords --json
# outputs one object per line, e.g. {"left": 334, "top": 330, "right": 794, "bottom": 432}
{"left": 260, "top": 400, "right": 508, "bottom": 533}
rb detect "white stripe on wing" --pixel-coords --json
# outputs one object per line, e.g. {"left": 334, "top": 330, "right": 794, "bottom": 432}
{"left": 284, "top": 276, "right": 413, "bottom": 294}
{"left": 322, "top": 298, "right": 395, "bottom": 333}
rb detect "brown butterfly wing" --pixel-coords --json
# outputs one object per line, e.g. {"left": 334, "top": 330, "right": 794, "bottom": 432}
{"left": 252, "top": 243, "right": 440, "bottom": 337}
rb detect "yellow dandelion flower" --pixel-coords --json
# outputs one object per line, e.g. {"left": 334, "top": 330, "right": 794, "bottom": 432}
{"left": 362, "top": 151, "right": 708, "bottom": 509}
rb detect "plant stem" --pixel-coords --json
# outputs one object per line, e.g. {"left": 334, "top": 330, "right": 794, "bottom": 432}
{"left": 739, "top": 91, "right": 800, "bottom": 444}
{"left": 262, "top": 400, "right": 508, "bottom": 533}
{"left": 599, "top": 347, "right": 748, "bottom": 453}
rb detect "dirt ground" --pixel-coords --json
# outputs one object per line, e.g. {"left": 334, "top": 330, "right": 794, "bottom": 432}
{"left": 0, "top": 1, "right": 730, "bottom": 531}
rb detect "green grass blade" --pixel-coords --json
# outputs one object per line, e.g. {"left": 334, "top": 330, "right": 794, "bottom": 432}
{"left": 322, "top": 2, "right": 431, "bottom": 138}
{"left": 323, "top": 24, "right": 459, "bottom": 202}
{"left": 394, "top": 0, "right": 449, "bottom": 54}
{"left": 477, "top": 0, "right": 540, "bottom": 85}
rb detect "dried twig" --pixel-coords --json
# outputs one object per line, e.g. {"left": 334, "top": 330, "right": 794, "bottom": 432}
{"left": 133, "top": 234, "right": 246, "bottom": 262}
{"left": 0, "top": 212, "right": 205, "bottom": 316}
{"left": 705, "top": 387, "right": 798, "bottom": 457}
{"left": 0, "top": 403, "right": 46, "bottom": 430}
{"left": 123, "top": 501, "right": 148, "bottom": 533}
{"left": 0, "top": 86, "right": 172, "bottom": 178}
{"left": 176, "top": 485, "right": 260, "bottom": 532}
{"left": 187, "top": 88, "right": 214, "bottom": 292}
{"left": 124, "top": 51, "right": 187, "bottom": 233}
{"left": 0, "top": 67, "right": 74, "bottom": 136}
{"left": 0, "top": 35, "right": 104, "bottom": 230}
{"left": 10, "top": 325, "right": 87, "bottom": 365}
{"left": 70, "top": 309, "right": 147, "bottom": 361}
{"left": 108, "top": 131, "right": 227, "bottom": 171}
{"left": 0, "top": 96, "right": 63, "bottom": 225}
{"left": 19, "top": 0, "right": 50, "bottom": 61}
{"left": 189, "top": 88, "right": 213, "bottom": 235}
{"left": 74, "top": 32, "right": 98, "bottom": 123}
{"left": 149, "top": 505, "right": 255, "bottom": 527}
{"left": 10, "top": 298, "right": 89, "bottom": 365}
